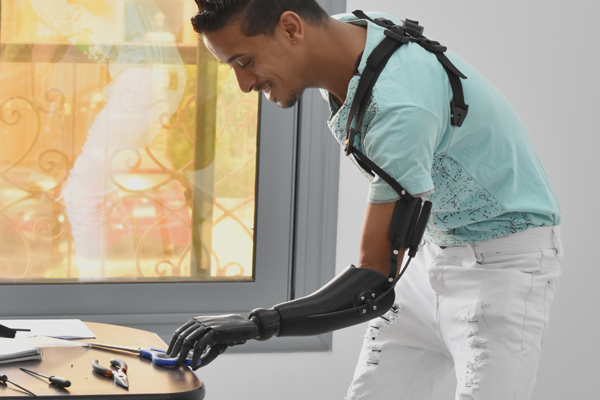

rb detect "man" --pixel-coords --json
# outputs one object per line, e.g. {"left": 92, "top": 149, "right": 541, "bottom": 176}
{"left": 168, "top": 1, "right": 562, "bottom": 399}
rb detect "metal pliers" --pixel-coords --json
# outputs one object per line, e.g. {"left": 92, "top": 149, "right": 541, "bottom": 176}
{"left": 92, "top": 358, "right": 129, "bottom": 388}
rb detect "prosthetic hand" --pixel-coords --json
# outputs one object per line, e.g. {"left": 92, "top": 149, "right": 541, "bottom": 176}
{"left": 167, "top": 265, "right": 396, "bottom": 369}
{"left": 166, "top": 313, "right": 279, "bottom": 369}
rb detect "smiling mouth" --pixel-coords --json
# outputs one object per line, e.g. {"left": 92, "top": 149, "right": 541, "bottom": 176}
{"left": 261, "top": 83, "right": 275, "bottom": 101}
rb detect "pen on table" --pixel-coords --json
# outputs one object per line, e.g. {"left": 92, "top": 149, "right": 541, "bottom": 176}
{"left": 19, "top": 368, "right": 71, "bottom": 388}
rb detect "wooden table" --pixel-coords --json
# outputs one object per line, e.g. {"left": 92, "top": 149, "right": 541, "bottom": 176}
{"left": 0, "top": 322, "right": 205, "bottom": 399}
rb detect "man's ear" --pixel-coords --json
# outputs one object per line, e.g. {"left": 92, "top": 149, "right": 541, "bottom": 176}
{"left": 278, "top": 11, "right": 304, "bottom": 43}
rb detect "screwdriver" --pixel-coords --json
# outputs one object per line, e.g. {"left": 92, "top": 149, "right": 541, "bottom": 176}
{"left": 19, "top": 368, "right": 71, "bottom": 388}
{"left": 0, "top": 373, "right": 36, "bottom": 396}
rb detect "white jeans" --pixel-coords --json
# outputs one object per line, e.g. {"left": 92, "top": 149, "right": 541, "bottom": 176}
{"left": 346, "top": 226, "right": 563, "bottom": 400}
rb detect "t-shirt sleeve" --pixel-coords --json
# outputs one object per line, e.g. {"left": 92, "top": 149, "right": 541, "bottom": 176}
{"left": 363, "top": 106, "right": 441, "bottom": 203}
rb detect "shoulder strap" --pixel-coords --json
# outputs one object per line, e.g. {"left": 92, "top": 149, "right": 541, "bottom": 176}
{"left": 344, "top": 11, "right": 470, "bottom": 200}
{"left": 344, "top": 35, "right": 402, "bottom": 152}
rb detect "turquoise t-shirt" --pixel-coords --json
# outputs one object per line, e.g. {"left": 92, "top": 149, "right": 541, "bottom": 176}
{"left": 324, "top": 12, "right": 561, "bottom": 246}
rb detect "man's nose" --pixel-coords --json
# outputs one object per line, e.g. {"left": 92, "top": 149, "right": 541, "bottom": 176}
{"left": 233, "top": 67, "right": 256, "bottom": 93}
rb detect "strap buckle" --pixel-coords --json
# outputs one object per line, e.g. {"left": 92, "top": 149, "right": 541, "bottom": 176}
{"left": 374, "top": 17, "right": 397, "bottom": 29}
{"left": 416, "top": 38, "right": 447, "bottom": 53}
{"left": 344, "top": 128, "right": 357, "bottom": 156}
{"left": 450, "top": 101, "right": 469, "bottom": 127}
{"left": 402, "top": 19, "right": 424, "bottom": 38}
{"left": 383, "top": 28, "right": 409, "bottom": 44}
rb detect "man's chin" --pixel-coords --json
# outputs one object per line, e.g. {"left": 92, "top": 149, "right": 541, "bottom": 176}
{"left": 264, "top": 90, "right": 302, "bottom": 109}
{"left": 279, "top": 97, "right": 300, "bottom": 109}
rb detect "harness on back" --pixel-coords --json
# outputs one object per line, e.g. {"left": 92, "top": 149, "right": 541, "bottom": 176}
{"left": 248, "top": 11, "right": 471, "bottom": 339}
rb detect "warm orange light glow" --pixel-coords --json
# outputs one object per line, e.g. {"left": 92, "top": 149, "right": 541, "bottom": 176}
{"left": 0, "top": 0, "right": 258, "bottom": 283}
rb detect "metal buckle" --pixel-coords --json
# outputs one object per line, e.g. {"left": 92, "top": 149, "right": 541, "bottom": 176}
{"left": 450, "top": 101, "right": 469, "bottom": 127}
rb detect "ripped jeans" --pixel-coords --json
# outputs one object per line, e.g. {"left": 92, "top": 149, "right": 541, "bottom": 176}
{"left": 346, "top": 226, "right": 562, "bottom": 400}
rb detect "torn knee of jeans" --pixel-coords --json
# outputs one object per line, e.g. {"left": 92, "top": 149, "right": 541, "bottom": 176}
{"left": 457, "top": 358, "right": 490, "bottom": 398}
{"left": 457, "top": 310, "right": 491, "bottom": 398}
{"left": 458, "top": 302, "right": 490, "bottom": 339}
{"left": 467, "top": 336, "right": 487, "bottom": 349}
{"left": 458, "top": 313, "right": 480, "bottom": 337}
{"left": 365, "top": 324, "right": 380, "bottom": 341}
{"left": 466, "top": 320, "right": 480, "bottom": 338}
{"left": 377, "top": 303, "right": 402, "bottom": 326}
{"left": 364, "top": 343, "right": 383, "bottom": 367}
{"left": 458, "top": 380, "right": 480, "bottom": 398}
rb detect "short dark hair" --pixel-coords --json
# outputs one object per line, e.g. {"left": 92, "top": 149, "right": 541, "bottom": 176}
{"left": 191, "top": 0, "right": 329, "bottom": 36}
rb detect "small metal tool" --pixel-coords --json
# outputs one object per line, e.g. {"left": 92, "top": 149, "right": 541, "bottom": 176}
{"left": 92, "top": 359, "right": 129, "bottom": 389}
{"left": 0, "top": 373, "right": 36, "bottom": 396}
{"left": 19, "top": 368, "right": 71, "bottom": 388}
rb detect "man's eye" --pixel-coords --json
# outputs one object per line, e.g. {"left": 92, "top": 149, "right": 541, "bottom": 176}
{"left": 239, "top": 59, "right": 252, "bottom": 68}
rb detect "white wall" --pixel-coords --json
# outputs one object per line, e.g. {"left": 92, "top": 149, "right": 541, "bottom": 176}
{"left": 196, "top": 0, "right": 600, "bottom": 398}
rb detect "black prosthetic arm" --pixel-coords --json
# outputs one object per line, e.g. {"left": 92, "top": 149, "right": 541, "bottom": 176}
{"left": 250, "top": 264, "right": 396, "bottom": 337}
{"left": 249, "top": 195, "right": 431, "bottom": 339}
{"left": 167, "top": 265, "right": 395, "bottom": 369}
{"left": 168, "top": 193, "right": 429, "bottom": 369}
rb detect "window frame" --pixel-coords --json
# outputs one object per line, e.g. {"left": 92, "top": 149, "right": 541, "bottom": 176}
{"left": 0, "top": 0, "right": 345, "bottom": 353}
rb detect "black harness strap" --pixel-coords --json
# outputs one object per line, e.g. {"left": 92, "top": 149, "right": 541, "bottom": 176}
{"left": 352, "top": 148, "right": 412, "bottom": 201}
{"left": 437, "top": 53, "right": 469, "bottom": 127}
{"left": 343, "top": 11, "right": 470, "bottom": 283}
{"left": 344, "top": 35, "right": 403, "bottom": 159}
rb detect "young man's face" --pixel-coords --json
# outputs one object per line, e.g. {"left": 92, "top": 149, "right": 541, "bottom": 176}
{"left": 203, "top": 16, "right": 307, "bottom": 109}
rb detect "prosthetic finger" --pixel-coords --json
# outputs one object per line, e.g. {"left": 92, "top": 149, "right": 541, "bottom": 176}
{"left": 169, "top": 320, "right": 202, "bottom": 358}
{"left": 178, "top": 326, "right": 208, "bottom": 364}
{"left": 192, "top": 343, "right": 228, "bottom": 370}
{"left": 167, "top": 319, "right": 196, "bottom": 354}
{"left": 191, "top": 330, "right": 215, "bottom": 368}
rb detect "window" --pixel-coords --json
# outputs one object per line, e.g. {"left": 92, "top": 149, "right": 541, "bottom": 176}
{"left": 0, "top": 0, "right": 344, "bottom": 351}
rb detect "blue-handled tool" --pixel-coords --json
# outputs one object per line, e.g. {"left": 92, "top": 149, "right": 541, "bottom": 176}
{"left": 86, "top": 342, "right": 192, "bottom": 367}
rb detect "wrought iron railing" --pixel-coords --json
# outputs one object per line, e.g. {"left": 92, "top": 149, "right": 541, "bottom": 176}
{"left": 0, "top": 42, "right": 258, "bottom": 282}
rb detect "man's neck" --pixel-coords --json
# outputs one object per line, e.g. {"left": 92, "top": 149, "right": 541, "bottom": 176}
{"left": 305, "top": 18, "right": 367, "bottom": 105}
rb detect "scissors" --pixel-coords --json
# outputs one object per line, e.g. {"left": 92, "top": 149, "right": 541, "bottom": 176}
{"left": 92, "top": 358, "right": 129, "bottom": 388}
{"left": 86, "top": 342, "right": 193, "bottom": 367}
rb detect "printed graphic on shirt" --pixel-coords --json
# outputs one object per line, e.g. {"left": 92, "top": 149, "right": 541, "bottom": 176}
{"left": 426, "top": 155, "right": 535, "bottom": 246}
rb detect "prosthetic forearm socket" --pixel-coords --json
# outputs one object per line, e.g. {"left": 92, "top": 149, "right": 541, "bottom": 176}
{"left": 249, "top": 265, "right": 396, "bottom": 338}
